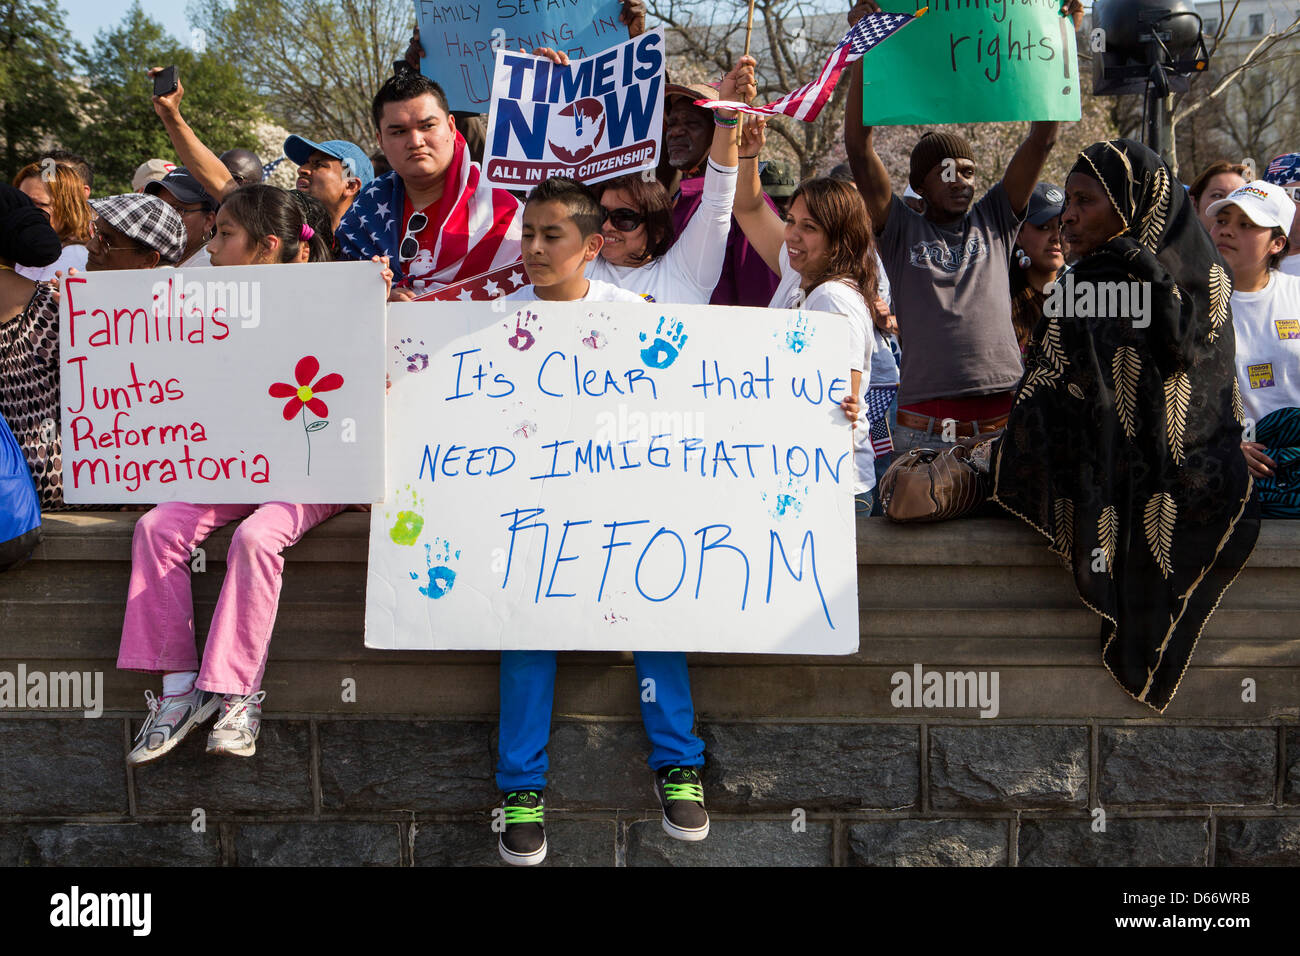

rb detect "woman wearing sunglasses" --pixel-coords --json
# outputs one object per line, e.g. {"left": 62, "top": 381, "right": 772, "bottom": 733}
{"left": 584, "top": 57, "right": 755, "bottom": 305}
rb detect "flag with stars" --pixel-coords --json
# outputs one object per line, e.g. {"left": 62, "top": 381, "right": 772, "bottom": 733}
{"left": 693, "top": 9, "right": 925, "bottom": 123}
{"left": 865, "top": 384, "right": 897, "bottom": 457}
{"left": 415, "top": 260, "right": 529, "bottom": 301}
{"left": 337, "top": 131, "right": 522, "bottom": 294}
{"left": 1265, "top": 152, "right": 1300, "bottom": 188}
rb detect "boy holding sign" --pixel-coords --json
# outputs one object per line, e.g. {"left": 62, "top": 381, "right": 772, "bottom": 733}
{"left": 493, "top": 176, "right": 707, "bottom": 866}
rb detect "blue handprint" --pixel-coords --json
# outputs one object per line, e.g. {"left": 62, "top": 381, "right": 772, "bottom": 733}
{"left": 409, "top": 538, "right": 459, "bottom": 599}
{"left": 639, "top": 316, "right": 688, "bottom": 369}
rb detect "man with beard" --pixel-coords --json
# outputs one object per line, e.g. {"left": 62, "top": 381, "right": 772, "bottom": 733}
{"left": 663, "top": 82, "right": 780, "bottom": 307}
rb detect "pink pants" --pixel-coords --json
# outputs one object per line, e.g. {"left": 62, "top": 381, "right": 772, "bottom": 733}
{"left": 117, "top": 501, "right": 345, "bottom": 696}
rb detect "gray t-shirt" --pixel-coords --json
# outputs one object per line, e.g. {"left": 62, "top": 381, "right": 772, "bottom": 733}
{"left": 879, "top": 184, "right": 1024, "bottom": 406}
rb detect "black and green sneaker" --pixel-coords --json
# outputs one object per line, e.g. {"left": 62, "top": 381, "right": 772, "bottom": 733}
{"left": 498, "top": 790, "right": 547, "bottom": 866}
{"left": 656, "top": 767, "right": 709, "bottom": 841}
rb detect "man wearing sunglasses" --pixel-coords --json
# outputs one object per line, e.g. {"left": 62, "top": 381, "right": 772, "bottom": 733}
{"left": 144, "top": 168, "right": 219, "bottom": 267}
{"left": 336, "top": 70, "right": 523, "bottom": 300}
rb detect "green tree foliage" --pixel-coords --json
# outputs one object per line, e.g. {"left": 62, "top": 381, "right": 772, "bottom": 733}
{"left": 191, "top": 0, "right": 409, "bottom": 148}
{"left": 0, "top": 0, "right": 83, "bottom": 180}
{"left": 67, "top": 2, "right": 265, "bottom": 195}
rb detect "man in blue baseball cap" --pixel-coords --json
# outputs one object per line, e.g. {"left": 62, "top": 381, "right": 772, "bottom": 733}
{"left": 146, "top": 67, "right": 373, "bottom": 235}
{"left": 283, "top": 135, "right": 375, "bottom": 231}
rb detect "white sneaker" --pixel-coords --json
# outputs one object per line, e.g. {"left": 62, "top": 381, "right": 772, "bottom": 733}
{"left": 127, "top": 687, "right": 220, "bottom": 766}
{"left": 206, "top": 691, "right": 267, "bottom": 758}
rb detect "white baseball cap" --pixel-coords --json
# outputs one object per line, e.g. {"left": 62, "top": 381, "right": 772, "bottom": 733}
{"left": 1206, "top": 180, "right": 1296, "bottom": 234}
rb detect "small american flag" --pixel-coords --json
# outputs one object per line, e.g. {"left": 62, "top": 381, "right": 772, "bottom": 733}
{"left": 415, "top": 259, "right": 528, "bottom": 301}
{"left": 865, "top": 384, "right": 897, "bottom": 457}
{"left": 695, "top": 9, "right": 925, "bottom": 123}
{"left": 1265, "top": 152, "right": 1300, "bottom": 187}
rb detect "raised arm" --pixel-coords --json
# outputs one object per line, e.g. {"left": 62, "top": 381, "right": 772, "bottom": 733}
{"left": 730, "top": 117, "right": 785, "bottom": 276}
{"left": 1003, "top": 2, "right": 1082, "bottom": 213}
{"left": 844, "top": 60, "right": 892, "bottom": 233}
{"left": 148, "top": 69, "right": 239, "bottom": 202}
{"left": 1002, "top": 122, "right": 1058, "bottom": 217}
{"left": 708, "top": 56, "right": 754, "bottom": 169}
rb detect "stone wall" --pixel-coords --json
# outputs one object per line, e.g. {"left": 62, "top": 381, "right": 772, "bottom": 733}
{"left": 1, "top": 513, "right": 1297, "bottom": 866}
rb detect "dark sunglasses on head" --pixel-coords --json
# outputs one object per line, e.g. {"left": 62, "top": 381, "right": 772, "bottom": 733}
{"left": 603, "top": 207, "right": 645, "bottom": 231}
{"left": 399, "top": 211, "right": 429, "bottom": 262}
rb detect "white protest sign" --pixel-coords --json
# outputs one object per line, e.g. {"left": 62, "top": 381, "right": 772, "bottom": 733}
{"left": 59, "top": 261, "right": 386, "bottom": 503}
{"left": 365, "top": 299, "right": 859, "bottom": 653}
{"left": 482, "top": 30, "right": 664, "bottom": 189}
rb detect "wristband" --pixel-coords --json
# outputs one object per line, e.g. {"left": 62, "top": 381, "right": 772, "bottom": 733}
{"left": 713, "top": 114, "right": 739, "bottom": 128}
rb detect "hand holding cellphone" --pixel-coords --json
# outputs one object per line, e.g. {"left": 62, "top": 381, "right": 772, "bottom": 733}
{"left": 152, "top": 65, "right": 178, "bottom": 97}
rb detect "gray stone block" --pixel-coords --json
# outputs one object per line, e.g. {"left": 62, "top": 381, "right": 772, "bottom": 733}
{"left": 1018, "top": 818, "right": 1208, "bottom": 866}
{"left": 1099, "top": 728, "right": 1275, "bottom": 806}
{"left": 0, "top": 719, "right": 126, "bottom": 814}
{"left": 1286, "top": 730, "right": 1299, "bottom": 804}
{"left": 0, "top": 824, "right": 220, "bottom": 866}
{"left": 929, "top": 726, "right": 1088, "bottom": 809}
{"left": 234, "top": 823, "right": 401, "bottom": 866}
{"left": 626, "top": 818, "right": 832, "bottom": 866}
{"left": 1215, "top": 818, "right": 1300, "bottom": 866}
{"left": 546, "top": 722, "right": 655, "bottom": 809}
{"left": 848, "top": 819, "right": 1009, "bottom": 866}
{"left": 133, "top": 721, "right": 311, "bottom": 813}
{"left": 413, "top": 818, "right": 617, "bottom": 866}
{"left": 319, "top": 720, "right": 497, "bottom": 811}
{"left": 700, "top": 723, "right": 918, "bottom": 810}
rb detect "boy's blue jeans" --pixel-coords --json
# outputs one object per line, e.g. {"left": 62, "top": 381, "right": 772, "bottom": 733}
{"left": 495, "top": 650, "right": 705, "bottom": 792}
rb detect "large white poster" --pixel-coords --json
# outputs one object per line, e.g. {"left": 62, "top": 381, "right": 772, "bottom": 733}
{"left": 59, "top": 261, "right": 387, "bottom": 503}
{"left": 366, "top": 299, "right": 859, "bottom": 653}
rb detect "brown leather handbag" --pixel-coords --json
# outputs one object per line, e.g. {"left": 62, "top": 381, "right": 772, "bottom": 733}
{"left": 878, "top": 434, "right": 1000, "bottom": 523}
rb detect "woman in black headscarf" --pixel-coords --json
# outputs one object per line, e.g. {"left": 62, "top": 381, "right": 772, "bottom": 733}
{"left": 992, "top": 139, "right": 1259, "bottom": 713}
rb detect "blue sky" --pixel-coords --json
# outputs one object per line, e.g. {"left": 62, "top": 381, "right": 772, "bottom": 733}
{"left": 59, "top": 0, "right": 195, "bottom": 48}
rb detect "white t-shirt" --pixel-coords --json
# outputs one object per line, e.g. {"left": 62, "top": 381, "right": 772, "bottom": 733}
{"left": 1278, "top": 253, "right": 1300, "bottom": 279}
{"left": 506, "top": 277, "right": 647, "bottom": 303}
{"left": 769, "top": 243, "right": 879, "bottom": 494}
{"left": 16, "top": 243, "right": 88, "bottom": 282}
{"left": 181, "top": 244, "right": 213, "bottom": 268}
{"left": 589, "top": 160, "right": 737, "bottom": 305}
{"left": 1232, "top": 270, "right": 1300, "bottom": 422}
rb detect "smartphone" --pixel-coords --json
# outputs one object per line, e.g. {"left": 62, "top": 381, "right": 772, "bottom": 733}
{"left": 152, "top": 65, "right": 178, "bottom": 97}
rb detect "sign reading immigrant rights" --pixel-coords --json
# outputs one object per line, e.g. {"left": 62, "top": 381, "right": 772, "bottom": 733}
{"left": 860, "top": 0, "right": 1082, "bottom": 124}
{"left": 482, "top": 30, "right": 664, "bottom": 189}
{"left": 365, "top": 299, "right": 860, "bottom": 653}
{"left": 415, "top": 0, "right": 626, "bottom": 113}
{"left": 58, "top": 261, "right": 386, "bottom": 503}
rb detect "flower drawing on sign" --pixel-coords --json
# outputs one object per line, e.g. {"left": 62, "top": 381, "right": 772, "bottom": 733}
{"left": 268, "top": 355, "right": 344, "bottom": 475}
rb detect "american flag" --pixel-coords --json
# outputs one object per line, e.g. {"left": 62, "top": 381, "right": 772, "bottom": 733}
{"left": 1265, "top": 152, "right": 1300, "bottom": 187}
{"left": 694, "top": 9, "right": 925, "bottom": 123}
{"left": 865, "top": 384, "right": 897, "bottom": 457}
{"left": 415, "top": 259, "right": 529, "bottom": 301}
{"left": 337, "top": 131, "right": 522, "bottom": 291}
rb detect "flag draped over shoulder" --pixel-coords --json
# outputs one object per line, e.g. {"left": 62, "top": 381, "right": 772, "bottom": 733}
{"left": 694, "top": 10, "right": 923, "bottom": 123}
{"left": 336, "top": 131, "right": 523, "bottom": 290}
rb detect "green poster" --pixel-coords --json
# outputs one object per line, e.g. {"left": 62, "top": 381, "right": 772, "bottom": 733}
{"left": 861, "top": 0, "right": 1082, "bottom": 124}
